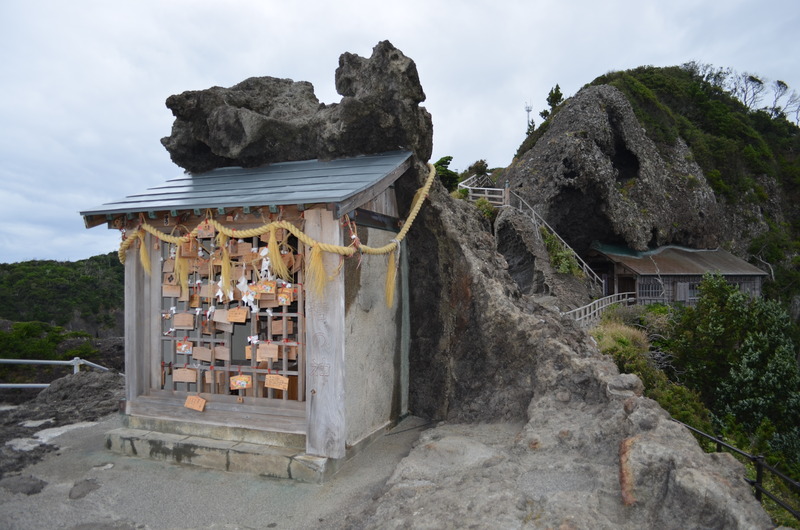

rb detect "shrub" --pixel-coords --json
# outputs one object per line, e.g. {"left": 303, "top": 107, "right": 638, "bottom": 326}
{"left": 474, "top": 197, "right": 497, "bottom": 223}
{"left": 540, "top": 226, "right": 583, "bottom": 277}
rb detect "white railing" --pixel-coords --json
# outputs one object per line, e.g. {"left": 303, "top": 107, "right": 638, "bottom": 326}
{"left": 505, "top": 191, "right": 604, "bottom": 290}
{"left": 457, "top": 175, "right": 507, "bottom": 206}
{"left": 457, "top": 179, "right": 604, "bottom": 291}
{"left": 0, "top": 357, "right": 110, "bottom": 388}
{"left": 561, "top": 292, "right": 636, "bottom": 326}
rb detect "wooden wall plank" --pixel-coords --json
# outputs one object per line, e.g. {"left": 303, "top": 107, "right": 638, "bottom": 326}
{"left": 124, "top": 241, "right": 144, "bottom": 405}
{"left": 147, "top": 234, "right": 161, "bottom": 394}
{"left": 303, "top": 208, "right": 346, "bottom": 459}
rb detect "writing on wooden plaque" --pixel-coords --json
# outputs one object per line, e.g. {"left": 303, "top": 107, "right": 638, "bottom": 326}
{"left": 227, "top": 306, "right": 248, "bottom": 323}
{"left": 184, "top": 395, "right": 206, "bottom": 411}
{"left": 265, "top": 374, "right": 290, "bottom": 391}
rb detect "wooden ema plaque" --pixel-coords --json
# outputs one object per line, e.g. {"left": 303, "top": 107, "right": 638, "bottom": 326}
{"left": 227, "top": 306, "right": 248, "bottom": 323}
{"left": 192, "top": 346, "right": 213, "bottom": 362}
{"left": 256, "top": 343, "right": 279, "bottom": 362}
{"left": 265, "top": 374, "right": 290, "bottom": 391}
{"left": 229, "top": 374, "right": 252, "bottom": 390}
{"left": 184, "top": 395, "right": 207, "bottom": 411}
{"left": 173, "top": 312, "right": 195, "bottom": 330}
{"left": 173, "top": 367, "right": 197, "bottom": 383}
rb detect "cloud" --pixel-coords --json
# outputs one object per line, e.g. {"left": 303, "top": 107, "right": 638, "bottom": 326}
{"left": 1, "top": 0, "right": 798, "bottom": 263}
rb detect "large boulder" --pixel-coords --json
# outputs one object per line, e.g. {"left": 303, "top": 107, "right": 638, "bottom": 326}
{"left": 161, "top": 41, "right": 433, "bottom": 172}
{"left": 504, "top": 84, "right": 773, "bottom": 255}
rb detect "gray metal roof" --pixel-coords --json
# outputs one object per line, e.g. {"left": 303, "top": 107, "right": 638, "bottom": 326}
{"left": 81, "top": 151, "right": 412, "bottom": 224}
{"left": 593, "top": 243, "right": 766, "bottom": 276}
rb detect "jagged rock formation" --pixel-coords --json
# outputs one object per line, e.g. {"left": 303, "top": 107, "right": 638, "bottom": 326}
{"left": 495, "top": 208, "right": 599, "bottom": 311}
{"left": 161, "top": 40, "right": 432, "bottom": 173}
{"left": 504, "top": 84, "right": 773, "bottom": 255}
{"left": 389, "top": 170, "right": 771, "bottom": 528}
{"left": 157, "top": 43, "right": 775, "bottom": 527}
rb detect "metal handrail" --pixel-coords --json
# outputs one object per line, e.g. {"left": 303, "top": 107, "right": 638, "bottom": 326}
{"left": 562, "top": 292, "right": 636, "bottom": 325}
{"left": 0, "top": 357, "right": 110, "bottom": 389}
{"left": 673, "top": 419, "right": 800, "bottom": 521}
{"left": 457, "top": 179, "right": 604, "bottom": 290}
{"left": 506, "top": 191, "right": 604, "bottom": 289}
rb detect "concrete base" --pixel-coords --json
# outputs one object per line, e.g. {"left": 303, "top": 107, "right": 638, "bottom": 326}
{"left": 105, "top": 427, "right": 342, "bottom": 483}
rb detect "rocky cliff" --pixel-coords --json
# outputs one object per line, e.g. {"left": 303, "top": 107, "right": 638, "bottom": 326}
{"left": 161, "top": 40, "right": 432, "bottom": 173}
{"left": 504, "top": 84, "right": 777, "bottom": 256}
{"left": 158, "top": 42, "right": 775, "bottom": 528}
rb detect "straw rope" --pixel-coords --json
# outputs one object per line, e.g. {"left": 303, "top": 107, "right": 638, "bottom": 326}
{"left": 118, "top": 162, "right": 437, "bottom": 305}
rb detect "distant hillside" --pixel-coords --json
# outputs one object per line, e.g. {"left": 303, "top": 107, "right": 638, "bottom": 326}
{"left": 514, "top": 63, "right": 800, "bottom": 306}
{"left": 0, "top": 253, "right": 124, "bottom": 337}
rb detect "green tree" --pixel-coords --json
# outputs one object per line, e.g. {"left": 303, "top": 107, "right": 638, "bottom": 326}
{"left": 539, "top": 84, "right": 564, "bottom": 121}
{"left": 668, "top": 273, "right": 800, "bottom": 471}
{"left": 434, "top": 156, "right": 460, "bottom": 192}
{"left": 467, "top": 159, "right": 489, "bottom": 178}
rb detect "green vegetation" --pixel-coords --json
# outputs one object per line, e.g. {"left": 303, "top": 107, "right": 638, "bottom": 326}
{"left": 592, "top": 275, "right": 800, "bottom": 526}
{"left": 540, "top": 226, "right": 582, "bottom": 276}
{"left": 0, "top": 252, "right": 124, "bottom": 332}
{"left": 517, "top": 63, "right": 800, "bottom": 306}
{"left": 0, "top": 321, "right": 98, "bottom": 383}
{"left": 473, "top": 197, "right": 497, "bottom": 223}
{"left": 434, "top": 155, "right": 460, "bottom": 192}
{"left": 591, "top": 311, "right": 714, "bottom": 437}
{"left": 667, "top": 273, "right": 800, "bottom": 476}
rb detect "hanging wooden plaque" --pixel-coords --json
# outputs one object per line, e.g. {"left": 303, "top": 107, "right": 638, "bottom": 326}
{"left": 213, "top": 345, "right": 230, "bottom": 361}
{"left": 212, "top": 309, "right": 229, "bottom": 323}
{"left": 192, "top": 346, "right": 213, "bottom": 363}
{"left": 277, "top": 288, "right": 293, "bottom": 306}
{"left": 173, "top": 367, "right": 197, "bottom": 383}
{"left": 162, "top": 285, "right": 181, "bottom": 298}
{"left": 257, "top": 343, "right": 279, "bottom": 362}
{"left": 230, "top": 374, "right": 252, "bottom": 390}
{"left": 173, "top": 313, "right": 195, "bottom": 330}
{"left": 181, "top": 239, "right": 200, "bottom": 258}
{"left": 265, "top": 374, "right": 290, "bottom": 391}
{"left": 197, "top": 220, "right": 215, "bottom": 239}
{"left": 271, "top": 319, "right": 294, "bottom": 335}
{"left": 228, "top": 306, "right": 248, "bottom": 323}
{"left": 176, "top": 339, "right": 193, "bottom": 355}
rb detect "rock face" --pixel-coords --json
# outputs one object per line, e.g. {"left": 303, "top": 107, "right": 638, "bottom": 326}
{"left": 504, "top": 84, "right": 771, "bottom": 255}
{"left": 155, "top": 44, "right": 773, "bottom": 527}
{"left": 0, "top": 371, "right": 124, "bottom": 477}
{"left": 495, "top": 207, "right": 600, "bottom": 311}
{"left": 161, "top": 40, "right": 433, "bottom": 173}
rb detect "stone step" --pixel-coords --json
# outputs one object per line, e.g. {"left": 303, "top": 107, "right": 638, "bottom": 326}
{"left": 122, "top": 413, "right": 306, "bottom": 450}
{"left": 105, "top": 427, "right": 340, "bottom": 483}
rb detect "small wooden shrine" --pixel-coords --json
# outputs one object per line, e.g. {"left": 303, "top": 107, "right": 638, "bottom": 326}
{"left": 81, "top": 151, "right": 433, "bottom": 464}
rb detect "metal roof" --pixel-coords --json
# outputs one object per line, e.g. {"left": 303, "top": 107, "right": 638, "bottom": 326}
{"left": 592, "top": 243, "right": 767, "bottom": 276}
{"left": 81, "top": 151, "right": 412, "bottom": 224}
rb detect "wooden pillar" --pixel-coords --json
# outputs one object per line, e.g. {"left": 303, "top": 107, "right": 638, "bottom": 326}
{"left": 303, "top": 209, "right": 346, "bottom": 459}
{"left": 124, "top": 240, "right": 145, "bottom": 406}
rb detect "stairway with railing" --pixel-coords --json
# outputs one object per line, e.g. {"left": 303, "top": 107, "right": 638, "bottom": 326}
{"left": 458, "top": 176, "right": 604, "bottom": 292}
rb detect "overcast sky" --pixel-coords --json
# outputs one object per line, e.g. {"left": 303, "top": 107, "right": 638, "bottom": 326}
{"left": 1, "top": 0, "right": 798, "bottom": 263}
